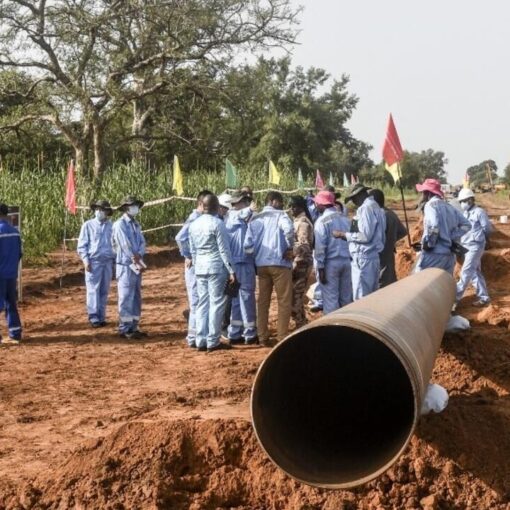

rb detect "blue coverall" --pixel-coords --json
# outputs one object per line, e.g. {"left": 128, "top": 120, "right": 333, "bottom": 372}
{"left": 225, "top": 207, "right": 257, "bottom": 341}
{"left": 345, "top": 196, "right": 386, "bottom": 300}
{"left": 456, "top": 204, "right": 492, "bottom": 303}
{"left": 417, "top": 196, "right": 471, "bottom": 275}
{"left": 77, "top": 217, "right": 115, "bottom": 325}
{"left": 0, "top": 219, "right": 22, "bottom": 340}
{"left": 189, "top": 214, "right": 235, "bottom": 349}
{"left": 314, "top": 207, "right": 352, "bottom": 314}
{"left": 175, "top": 210, "right": 201, "bottom": 346}
{"left": 113, "top": 214, "right": 146, "bottom": 335}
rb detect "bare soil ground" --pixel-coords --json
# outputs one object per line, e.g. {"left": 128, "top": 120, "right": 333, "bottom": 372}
{"left": 0, "top": 194, "right": 509, "bottom": 509}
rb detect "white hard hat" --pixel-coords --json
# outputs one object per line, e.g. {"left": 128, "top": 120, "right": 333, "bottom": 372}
{"left": 218, "top": 193, "right": 232, "bottom": 209}
{"left": 457, "top": 188, "right": 475, "bottom": 202}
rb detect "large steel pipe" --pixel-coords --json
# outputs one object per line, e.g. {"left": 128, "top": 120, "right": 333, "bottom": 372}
{"left": 251, "top": 268, "right": 455, "bottom": 489}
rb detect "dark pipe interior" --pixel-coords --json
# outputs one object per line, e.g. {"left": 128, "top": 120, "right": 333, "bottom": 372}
{"left": 252, "top": 325, "right": 415, "bottom": 486}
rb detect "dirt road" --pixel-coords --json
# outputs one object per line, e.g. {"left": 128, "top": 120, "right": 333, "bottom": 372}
{"left": 0, "top": 195, "right": 509, "bottom": 509}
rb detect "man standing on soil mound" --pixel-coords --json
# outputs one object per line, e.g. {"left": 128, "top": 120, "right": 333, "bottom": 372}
{"left": 77, "top": 200, "right": 115, "bottom": 328}
{"left": 189, "top": 194, "right": 237, "bottom": 352}
{"left": 113, "top": 196, "right": 147, "bottom": 340}
{"left": 415, "top": 178, "right": 471, "bottom": 275}
{"left": 455, "top": 188, "right": 493, "bottom": 307}
{"left": 0, "top": 203, "right": 22, "bottom": 344}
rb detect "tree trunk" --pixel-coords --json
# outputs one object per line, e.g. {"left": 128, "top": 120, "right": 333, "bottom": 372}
{"left": 131, "top": 98, "right": 153, "bottom": 165}
{"left": 74, "top": 144, "right": 85, "bottom": 177}
{"left": 92, "top": 122, "right": 105, "bottom": 180}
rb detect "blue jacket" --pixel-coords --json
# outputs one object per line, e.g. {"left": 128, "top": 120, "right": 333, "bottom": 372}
{"left": 314, "top": 207, "right": 350, "bottom": 269}
{"left": 461, "top": 205, "right": 493, "bottom": 247}
{"left": 112, "top": 214, "right": 146, "bottom": 265}
{"left": 0, "top": 219, "right": 22, "bottom": 279}
{"left": 345, "top": 196, "right": 386, "bottom": 259}
{"left": 225, "top": 207, "right": 254, "bottom": 264}
{"left": 77, "top": 218, "right": 115, "bottom": 264}
{"left": 189, "top": 214, "right": 234, "bottom": 275}
{"left": 244, "top": 206, "right": 294, "bottom": 268}
{"left": 422, "top": 197, "right": 471, "bottom": 254}
{"left": 175, "top": 209, "right": 201, "bottom": 258}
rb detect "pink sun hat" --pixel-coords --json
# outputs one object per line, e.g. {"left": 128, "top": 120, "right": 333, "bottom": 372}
{"left": 313, "top": 190, "right": 336, "bottom": 207}
{"left": 415, "top": 178, "right": 444, "bottom": 198}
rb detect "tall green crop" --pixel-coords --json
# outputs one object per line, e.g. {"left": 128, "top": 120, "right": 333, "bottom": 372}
{"left": 0, "top": 161, "right": 415, "bottom": 261}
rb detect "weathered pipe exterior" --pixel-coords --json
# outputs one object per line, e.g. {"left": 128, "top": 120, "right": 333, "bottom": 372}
{"left": 251, "top": 268, "right": 456, "bottom": 489}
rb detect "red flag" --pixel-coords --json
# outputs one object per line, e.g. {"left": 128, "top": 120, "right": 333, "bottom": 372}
{"left": 315, "top": 169, "right": 324, "bottom": 189}
{"left": 65, "top": 160, "right": 77, "bottom": 215}
{"left": 382, "top": 114, "right": 403, "bottom": 166}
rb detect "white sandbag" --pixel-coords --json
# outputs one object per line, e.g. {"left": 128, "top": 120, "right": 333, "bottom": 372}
{"left": 446, "top": 314, "right": 470, "bottom": 332}
{"left": 421, "top": 383, "right": 449, "bottom": 415}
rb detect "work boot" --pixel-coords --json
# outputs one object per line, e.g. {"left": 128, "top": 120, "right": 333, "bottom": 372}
{"left": 244, "top": 336, "right": 259, "bottom": 345}
{"left": 207, "top": 342, "right": 232, "bottom": 353}
{"left": 2, "top": 338, "right": 20, "bottom": 345}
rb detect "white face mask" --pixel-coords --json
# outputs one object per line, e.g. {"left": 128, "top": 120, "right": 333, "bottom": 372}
{"left": 460, "top": 201, "right": 470, "bottom": 211}
{"left": 128, "top": 205, "right": 140, "bottom": 216}
{"left": 95, "top": 210, "right": 107, "bottom": 222}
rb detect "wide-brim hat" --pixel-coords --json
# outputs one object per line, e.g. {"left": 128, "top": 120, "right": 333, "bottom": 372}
{"left": 345, "top": 183, "right": 369, "bottom": 203}
{"left": 313, "top": 190, "right": 336, "bottom": 207}
{"left": 90, "top": 199, "right": 113, "bottom": 215}
{"left": 230, "top": 191, "right": 252, "bottom": 204}
{"left": 118, "top": 196, "right": 144, "bottom": 210}
{"left": 218, "top": 193, "right": 232, "bottom": 210}
{"left": 415, "top": 179, "right": 444, "bottom": 198}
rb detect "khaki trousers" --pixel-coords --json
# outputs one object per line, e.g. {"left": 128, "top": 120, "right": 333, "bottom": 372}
{"left": 257, "top": 266, "right": 292, "bottom": 343}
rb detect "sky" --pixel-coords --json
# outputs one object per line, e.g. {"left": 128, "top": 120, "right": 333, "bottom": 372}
{"left": 284, "top": 0, "right": 510, "bottom": 183}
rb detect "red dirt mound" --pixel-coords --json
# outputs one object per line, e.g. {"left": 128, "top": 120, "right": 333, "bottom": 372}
{"left": 8, "top": 417, "right": 509, "bottom": 510}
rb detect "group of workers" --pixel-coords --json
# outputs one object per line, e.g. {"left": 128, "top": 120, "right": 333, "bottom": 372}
{"left": 0, "top": 176, "right": 493, "bottom": 345}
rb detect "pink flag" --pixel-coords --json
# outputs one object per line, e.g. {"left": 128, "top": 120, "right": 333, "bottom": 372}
{"left": 382, "top": 114, "right": 404, "bottom": 166}
{"left": 351, "top": 174, "right": 357, "bottom": 185}
{"left": 315, "top": 169, "right": 324, "bottom": 189}
{"left": 65, "top": 160, "right": 77, "bottom": 215}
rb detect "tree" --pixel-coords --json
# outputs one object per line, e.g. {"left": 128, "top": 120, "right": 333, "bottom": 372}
{"left": 0, "top": 0, "right": 298, "bottom": 178}
{"left": 466, "top": 160, "right": 498, "bottom": 187}
{"left": 503, "top": 162, "right": 510, "bottom": 185}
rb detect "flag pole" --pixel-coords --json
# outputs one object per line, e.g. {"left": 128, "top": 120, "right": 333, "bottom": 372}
{"left": 397, "top": 164, "right": 412, "bottom": 247}
{"left": 59, "top": 208, "right": 68, "bottom": 289}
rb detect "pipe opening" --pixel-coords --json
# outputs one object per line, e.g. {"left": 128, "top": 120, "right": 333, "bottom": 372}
{"left": 251, "top": 325, "right": 415, "bottom": 487}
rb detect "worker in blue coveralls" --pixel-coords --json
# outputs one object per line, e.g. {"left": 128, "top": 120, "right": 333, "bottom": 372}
{"left": 112, "top": 196, "right": 147, "bottom": 339}
{"left": 244, "top": 191, "right": 294, "bottom": 345}
{"left": 332, "top": 183, "right": 386, "bottom": 300}
{"left": 0, "top": 203, "right": 22, "bottom": 344}
{"left": 313, "top": 190, "right": 352, "bottom": 314}
{"left": 175, "top": 189, "right": 212, "bottom": 347}
{"left": 415, "top": 178, "right": 471, "bottom": 275}
{"left": 455, "top": 188, "right": 493, "bottom": 306}
{"left": 77, "top": 200, "right": 115, "bottom": 328}
{"left": 189, "top": 194, "right": 237, "bottom": 352}
{"left": 224, "top": 190, "right": 258, "bottom": 345}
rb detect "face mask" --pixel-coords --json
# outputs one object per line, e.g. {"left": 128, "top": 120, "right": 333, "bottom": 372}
{"left": 460, "top": 202, "right": 470, "bottom": 211}
{"left": 95, "top": 210, "right": 107, "bottom": 222}
{"left": 128, "top": 205, "right": 139, "bottom": 216}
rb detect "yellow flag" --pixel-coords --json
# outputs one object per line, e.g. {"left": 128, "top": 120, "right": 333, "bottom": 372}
{"left": 172, "top": 155, "right": 184, "bottom": 196}
{"left": 385, "top": 162, "right": 401, "bottom": 185}
{"left": 268, "top": 160, "right": 281, "bottom": 185}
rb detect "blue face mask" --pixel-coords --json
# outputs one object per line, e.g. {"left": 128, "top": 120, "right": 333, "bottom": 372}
{"left": 95, "top": 210, "right": 107, "bottom": 222}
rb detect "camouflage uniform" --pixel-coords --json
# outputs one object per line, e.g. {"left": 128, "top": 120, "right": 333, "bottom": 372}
{"left": 291, "top": 213, "right": 314, "bottom": 327}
